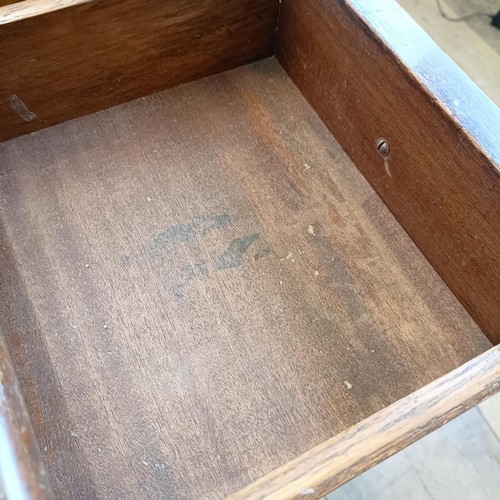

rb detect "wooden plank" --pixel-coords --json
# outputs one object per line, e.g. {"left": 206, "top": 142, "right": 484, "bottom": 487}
{"left": 276, "top": 0, "right": 500, "bottom": 344}
{"left": 229, "top": 345, "right": 500, "bottom": 500}
{"left": 0, "top": 0, "right": 279, "bottom": 141}
{"left": 0, "top": 0, "right": 91, "bottom": 25}
{"left": 0, "top": 330, "right": 54, "bottom": 500}
{"left": 0, "top": 58, "right": 489, "bottom": 499}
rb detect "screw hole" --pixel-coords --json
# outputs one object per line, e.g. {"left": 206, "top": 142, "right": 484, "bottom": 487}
{"left": 376, "top": 138, "right": 390, "bottom": 157}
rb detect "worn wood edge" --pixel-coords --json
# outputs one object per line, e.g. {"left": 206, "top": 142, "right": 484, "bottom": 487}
{"left": 347, "top": 0, "right": 500, "bottom": 168}
{"left": 0, "top": 331, "right": 53, "bottom": 499}
{"left": 0, "top": 0, "right": 91, "bottom": 25}
{"left": 228, "top": 345, "right": 500, "bottom": 499}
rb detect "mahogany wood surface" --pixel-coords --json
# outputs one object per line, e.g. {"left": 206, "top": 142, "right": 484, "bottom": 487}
{"left": 276, "top": 0, "right": 500, "bottom": 344}
{"left": 0, "top": 0, "right": 279, "bottom": 141}
{"left": 0, "top": 59, "right": 489, "bottom": 499}
{"left": 230, "top": 344, "right": 500, "bottom": 499}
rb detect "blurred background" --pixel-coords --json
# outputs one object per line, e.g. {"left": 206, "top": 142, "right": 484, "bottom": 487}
{"left": 400, "top": 0, "right": 500, "bottom": 105}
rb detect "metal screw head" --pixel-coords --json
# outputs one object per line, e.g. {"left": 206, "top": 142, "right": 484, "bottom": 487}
{"left": 376, "top": 138, "right": 390, "bottom": 157}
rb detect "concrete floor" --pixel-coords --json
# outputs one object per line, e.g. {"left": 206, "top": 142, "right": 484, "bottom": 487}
{"left": 326, "top": 394, "right": 500, "bottom": 500}
{"left": 398, "top": 0, "right": 500, "bottom": 105}
{"left": 325, "top": 1, "right": 500, "bottom": 498}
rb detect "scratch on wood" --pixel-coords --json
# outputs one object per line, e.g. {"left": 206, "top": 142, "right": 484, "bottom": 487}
{"left": 442, "top": 136, "right": 464, "bottom": 173}
{"left": 9, "top": 94, "right": 36, "bottom": 122}
{"left": 384, "top": 157, "right": 391, "bottom": 177}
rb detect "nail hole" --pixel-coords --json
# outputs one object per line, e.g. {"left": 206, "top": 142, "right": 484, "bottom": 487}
{"left": 376, "top": 138, "right": 390, "bottom": 157}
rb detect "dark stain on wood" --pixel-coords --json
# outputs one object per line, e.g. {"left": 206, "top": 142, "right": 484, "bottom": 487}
{"left": 0, "top": 59, "right": 490, "bottom": 499}
{"left": 254, "top": 247, "right": 272, "bottom": 261}
{"left": 173, "top": 262, "right": 209, "bottom": 300}
{"left": 147, "top": 214, "right": 231, "bottom": 256}
{"left": 215, "top": 233, "right": 260, "bottom": 269}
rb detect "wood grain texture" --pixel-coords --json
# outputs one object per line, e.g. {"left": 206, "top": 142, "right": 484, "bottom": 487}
{"left": 0, "top": 331, "right": 53, "bottom": 500}
{"left": 276, "top": 0, "right": 500, "bottom": 344}
{"left": 0, "top": 0, "right": 279, "bottom": 141}
{"left": 230, "top": 345, "right": 500, "bottom": 500}
{"left": 0, "top": 59, "right": 490, "bottom": 499}
{"left": 0, "top": 0, "right": 91, "bottom": 25}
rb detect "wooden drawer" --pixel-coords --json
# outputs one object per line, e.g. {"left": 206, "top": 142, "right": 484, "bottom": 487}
{"left": 0, "top": 1, "right": 498, "bottom": 498}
